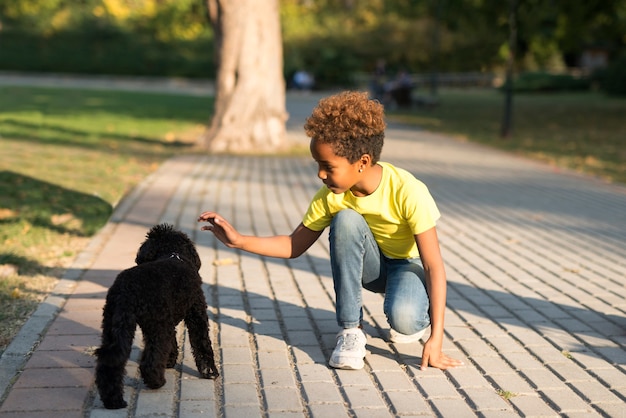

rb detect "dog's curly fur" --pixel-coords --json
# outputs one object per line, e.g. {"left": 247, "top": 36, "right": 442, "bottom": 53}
{"left": 95, "top": 223, "right": 218, "bottom": 409}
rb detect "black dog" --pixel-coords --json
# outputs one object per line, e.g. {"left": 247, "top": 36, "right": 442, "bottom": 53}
{"left": 95, "top": 223, "right": 218, "bottom": 409}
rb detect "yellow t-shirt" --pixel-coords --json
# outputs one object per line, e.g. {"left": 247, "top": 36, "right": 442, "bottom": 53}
{"left": 302, "top": 162, "right": 440, "bottom": 259}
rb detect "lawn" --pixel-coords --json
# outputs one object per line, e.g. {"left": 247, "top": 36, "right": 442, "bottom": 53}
{"left": 389, "top": 89, "right": 626, "bottom": 184}
{"left": 0, "top": 86, "right": 211, "bottom": 353}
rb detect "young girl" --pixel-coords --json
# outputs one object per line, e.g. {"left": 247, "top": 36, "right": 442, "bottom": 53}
{"left": 198, "top": 91, "right": 462, "bottom": 371}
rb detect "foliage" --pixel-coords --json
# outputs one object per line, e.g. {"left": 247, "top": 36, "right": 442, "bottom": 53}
{"left": 0, "top": 0, "right": 625, "bottom": 85}
{"left": 0, "top": 0, "right": 209, "bottom": 40}
{"left": 0, "top": 28, "right": 215, "bottom": 78}
{"left": 595, "top": 52, "right": 626, "bottom": 96}
{"left": 508, "top": 72, "right": 591, "bottom": 92}
{"left": 0, "top": 0, "right": 214, "bottom": 78}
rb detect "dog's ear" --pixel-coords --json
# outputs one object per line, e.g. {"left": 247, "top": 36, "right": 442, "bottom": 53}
{"left": 189, "top": 243, "right": 201, "bottom": 271}
{"left": 135, "top": 239, "right": 156, "bottom": 264}
{"left": 176, "top": 230, "right": 201, "bottom": 271}
{"left": 135, "top": 224, "right": 172, "bottom": 264}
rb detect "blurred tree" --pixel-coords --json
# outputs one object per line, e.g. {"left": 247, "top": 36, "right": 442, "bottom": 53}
{"left": 0, "top": 0, "right": 623, "bottom": 85}
{"left": 201, "top": 0, "right": 288, "bottom": 153}
{"left": 501, "top": 0, "right": 518, "bottom": 139}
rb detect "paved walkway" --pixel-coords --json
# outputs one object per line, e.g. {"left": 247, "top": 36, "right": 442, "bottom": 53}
{"left": 0, "top": 76, "right": 625, "bottom": 417}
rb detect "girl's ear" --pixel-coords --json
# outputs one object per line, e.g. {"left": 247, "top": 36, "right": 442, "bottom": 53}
{"left": 360, "top": 153, "right": 372, "bottom": 168}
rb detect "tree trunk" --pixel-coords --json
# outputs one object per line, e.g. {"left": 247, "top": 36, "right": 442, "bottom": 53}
{"left": 500, "top": 0, "right": 517, "bottom": 139}
{"left": 203, "top": 0, "right": 288, "bottom": 153}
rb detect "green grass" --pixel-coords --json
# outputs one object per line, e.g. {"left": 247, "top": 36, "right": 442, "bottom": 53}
{"left": 389, "top": 89, "right": 626, "bottom": 184}
{"left": 497, "top": 389, "right": 518, "bottom": 400}
{"left": 0, "top": 86, "right": 212, "bottom": 353}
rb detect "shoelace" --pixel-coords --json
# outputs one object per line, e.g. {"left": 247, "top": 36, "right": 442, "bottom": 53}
{"left": 338, "top": 333, "right": 361, "bottom": 350}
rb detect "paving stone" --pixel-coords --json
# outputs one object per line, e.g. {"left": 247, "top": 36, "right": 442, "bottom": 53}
{"left": 222, "top": 382, "right": 260, "bottom": 406}
{"left": 263, "top": 386, "right": 303, "bottom": 412}
{"left": 223, "top": 404, "right": 261, "bottom": 418}
{"left": 11, "top": 367, "right": 94, "bottom": 388}
{"left": 178, "top": 400, "right": 218, "bottom": 418}
{"left": 179, "top": 378, "right": 216, "bottom": 401}
{"left": 429, "top": 398, "right": 478, "bottom": 417}
{"left": 342, "top": 384, "right": 387, "bottom": 408}
{"left": 134, "top": 390, "right": 176, "bottom": 416}
{"left": 260, "top": 367, "right": 296, "bottom": 387}
{"left": 220, "top": 346, "right": 253, "bottom": 365}
{"left": 307, "top": 403, "right": 348, "bottom": 417}
{"left": 291, "top": 345, "right": 327, "bottom": 365}
{"left": 23, "top": 349, "right": 94, "bottom": 369}
{"left": 374, "top": 370, "right": 417, "bottom": 392}
{"left": 350, "top": 407, "right": 392, "bottom": 417}
{"left": 0, "top": 387, "right": 87, "bottom": 412}
{"left": 415, "top": 374, "right": 461, "bottom": 399}
{"left": 0, "top": 412, "right": 84, "bottom": 418}
{"left": 461, "top": 387, "right": 511, "bottom": 412}
{"left": 301, "top": 381, "right": 344, "bottom": 404}
{"left": 539, "top": 388, "right": 599, "bottom": 414}
{"left": 385, "top": 390, "right": 431, "bottom": 416}
{"left": 221, "top": 364, "right": 256, "bottom": 385}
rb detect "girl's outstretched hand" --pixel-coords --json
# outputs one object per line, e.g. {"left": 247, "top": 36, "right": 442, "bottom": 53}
{"left": 197, "top": 211, "right": 242, "bottom": 249}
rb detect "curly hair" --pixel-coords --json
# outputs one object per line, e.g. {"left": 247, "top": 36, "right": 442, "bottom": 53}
{"left": 304, "top": 91, "right": 386, "bottom": 164}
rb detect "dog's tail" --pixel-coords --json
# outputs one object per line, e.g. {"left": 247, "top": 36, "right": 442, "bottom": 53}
{"left": 95, "top": 290, "right": 137, "bottom": 371}
{"left": 95, "top": 297, "right": 137, "bottom": 364}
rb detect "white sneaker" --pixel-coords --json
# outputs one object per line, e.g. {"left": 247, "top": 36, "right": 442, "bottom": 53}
{"left": 389, "top": 328, "right": 426, "bottom": 344}
{"left": 329, "top": 328, "right": 367, "bottom": 370}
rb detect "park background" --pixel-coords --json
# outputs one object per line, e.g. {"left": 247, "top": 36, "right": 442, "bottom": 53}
{"left": 1, "top": 0, "right": 625, "bottom": 92}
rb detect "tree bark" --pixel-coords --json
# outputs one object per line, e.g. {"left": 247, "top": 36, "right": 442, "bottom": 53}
{"left": 500, "top": 0, "right": 517, "bottom": 139}
{"left": 203, "top": 0, "right": 288, "bottom": 153}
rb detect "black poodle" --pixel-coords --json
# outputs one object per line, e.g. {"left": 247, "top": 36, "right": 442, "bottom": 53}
{"left": 95, "top": 223, "right": 218, "bottom": 409}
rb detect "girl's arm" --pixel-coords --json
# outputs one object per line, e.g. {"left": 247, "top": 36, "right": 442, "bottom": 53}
{"left": 198, "top": 211, "right": 322, "bottom": 259}
{"left": 415, "top": 227, "right": 463, "bottom": 370}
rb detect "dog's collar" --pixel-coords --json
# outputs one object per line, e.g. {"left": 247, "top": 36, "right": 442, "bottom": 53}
{"left": 170, "top": 252, "right": 183, "bottom": 261}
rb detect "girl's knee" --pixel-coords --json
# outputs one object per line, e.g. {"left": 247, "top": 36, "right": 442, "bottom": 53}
{"left": 330, "top": 210, "right": 367, "bottom": 241}
{"left": 331, "top": 209, "right": 363, "bottom": 229}
{"left": 386, "top": 302, "right": 430, "bottom": 334}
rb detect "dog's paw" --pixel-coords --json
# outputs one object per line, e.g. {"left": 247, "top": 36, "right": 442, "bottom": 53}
{"left": 199, "top": 365, "right": 220, "bottom": 379}
{"left": 143, "top": 376, "right": 166, "bottom": 389}
{"left": 103, "top": 397, "right": 127, "bottom": 410}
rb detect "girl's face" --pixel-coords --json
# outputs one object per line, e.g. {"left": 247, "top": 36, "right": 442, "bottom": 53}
{"left": 310, "top": 139, "right": 361, "bottom": 194}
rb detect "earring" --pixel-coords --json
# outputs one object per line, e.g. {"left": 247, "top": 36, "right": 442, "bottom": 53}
{"left": 358, "top": 168, "right": 363, "bottom": 173}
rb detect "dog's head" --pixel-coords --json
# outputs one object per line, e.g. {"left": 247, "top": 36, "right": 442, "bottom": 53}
{"left": 135, "top": 223, "right": 201, "bottom": 271}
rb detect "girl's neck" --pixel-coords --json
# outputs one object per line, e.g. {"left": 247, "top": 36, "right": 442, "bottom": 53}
{"left": 351, "top": 163, "right": 382, "bottom": 197}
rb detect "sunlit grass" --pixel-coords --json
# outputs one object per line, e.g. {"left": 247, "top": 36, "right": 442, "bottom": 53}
{"left": 389, "top": 89, "right": 626, "bottom": 184}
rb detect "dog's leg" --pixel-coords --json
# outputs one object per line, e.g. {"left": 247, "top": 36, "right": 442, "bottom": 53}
{"left": 185, "top": 301, "right": 219, "bottom": 378}
{"left": 95, "top": 298, "right": 136, "bottom": 409}
{"left": 167, "top": 330, "right": 178, "bottom": 368}
{"left": 95, "top": 362, "right": 129, "bottom": 409}
{"left": 139, "top": 324, "right": 173, "bottom": 389}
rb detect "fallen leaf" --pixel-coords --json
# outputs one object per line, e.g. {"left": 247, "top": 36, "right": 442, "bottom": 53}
{"left": 213, "top": 258, "right": 235, "bottom": 266}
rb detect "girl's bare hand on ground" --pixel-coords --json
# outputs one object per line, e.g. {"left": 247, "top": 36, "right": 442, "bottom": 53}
{"left": 197, "top": 211, "right": 242, "bottom": 248}
{"left": 420, "top": 340, "right": 464, "bottom": 371}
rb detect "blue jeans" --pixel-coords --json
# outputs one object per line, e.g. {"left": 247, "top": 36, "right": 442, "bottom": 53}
{"left": 329, "top": 209, "right": 431, "bottom": 334}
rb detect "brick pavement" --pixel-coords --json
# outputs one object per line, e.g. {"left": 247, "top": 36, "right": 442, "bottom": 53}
{"left": 0, "top": 82, "right": 625, "bottom": 417}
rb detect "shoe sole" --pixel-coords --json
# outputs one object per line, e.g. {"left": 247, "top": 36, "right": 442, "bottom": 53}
{"left": 329, "top": 358, "right": 364, "bottom": 370}
{"left": 389, "top": 329, "right": 426, "bottom": 344}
